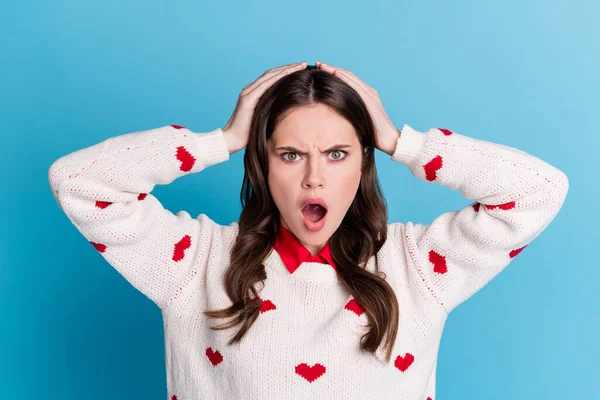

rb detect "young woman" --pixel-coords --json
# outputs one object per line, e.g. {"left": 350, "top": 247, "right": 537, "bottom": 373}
{"left": 48, "top": 60, "right": 569, "bottom": 399}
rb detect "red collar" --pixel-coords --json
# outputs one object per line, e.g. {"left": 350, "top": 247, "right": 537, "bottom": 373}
{"left": 273, "top": 224, "right": 337, "bottom": 274}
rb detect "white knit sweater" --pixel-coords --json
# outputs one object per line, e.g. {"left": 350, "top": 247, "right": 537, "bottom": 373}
{"left": 48, "top": 123, "right": 569, "bottom": 400}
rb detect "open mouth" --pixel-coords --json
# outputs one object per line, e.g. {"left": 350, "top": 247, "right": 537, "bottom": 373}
{"left": 301, "top": 204, "right": 328, "bottom": 223}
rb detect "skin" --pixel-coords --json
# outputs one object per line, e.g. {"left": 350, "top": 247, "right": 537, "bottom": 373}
{"left": 267, "top": 103, "right": 367, "bottom": 255}
{"left": 223, "top": 60, "right": 400, "bottom": 255}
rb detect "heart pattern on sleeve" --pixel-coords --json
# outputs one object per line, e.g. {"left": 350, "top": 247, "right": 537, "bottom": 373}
{"left": 90, "top": 242, "right": 106, "bottom": 253}
{"left": 423, "top": 155, "right": 443, "bottom": 182}
{"left": 428, "top": 250, "right": 447, "bottom": 274}
{"left": 421, "top": 128, "right": 454, "bottom": 182}
{"left": 172, "top": 235, "right": 192, "bottom": 262}
{"left": 176, "top": 146, "right": 196, "bottom": 172}
{"left": 94, "top": 192, "right": 147, "bottom": 210}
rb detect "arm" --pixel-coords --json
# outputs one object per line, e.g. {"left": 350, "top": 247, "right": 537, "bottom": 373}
{"left": 48, "top": 124, "right": 234, "bottom": 310}
{"left": 389, "top": 124, "right": 569, "bottom": 314}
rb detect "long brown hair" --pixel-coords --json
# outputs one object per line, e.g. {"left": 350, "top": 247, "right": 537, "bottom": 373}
{"left": 203, "top": 67, "right": 399, "bottom": 363}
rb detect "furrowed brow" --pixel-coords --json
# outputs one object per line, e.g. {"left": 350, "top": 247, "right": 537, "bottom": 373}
{"left": 275, "top": 144, "right": 352, "bottom": 156}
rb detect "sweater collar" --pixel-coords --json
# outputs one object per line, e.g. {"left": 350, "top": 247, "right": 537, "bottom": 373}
{"left": 273, "top": 224, "right": 337, "bottom": 274}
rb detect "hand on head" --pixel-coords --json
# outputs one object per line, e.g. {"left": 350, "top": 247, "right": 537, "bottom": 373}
{"left": 222, "top": 61, "right": 308, "bottom": 154}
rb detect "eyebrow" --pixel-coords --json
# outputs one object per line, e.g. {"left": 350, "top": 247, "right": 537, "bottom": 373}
{"left": 274, "top": 144, "right": 353, "bottom": 156}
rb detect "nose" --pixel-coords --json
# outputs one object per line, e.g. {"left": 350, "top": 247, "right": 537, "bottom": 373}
{"left": 301, "top": 158, "right": 325, "bottom": 189}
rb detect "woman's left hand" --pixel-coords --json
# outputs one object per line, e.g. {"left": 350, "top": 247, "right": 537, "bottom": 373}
{"left": 316, "top": 61, "right": 400, "bottom": 156}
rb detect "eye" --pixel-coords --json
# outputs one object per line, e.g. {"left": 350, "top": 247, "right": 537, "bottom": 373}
{"left": 330, "top": 150, "right": 347, "bottom": 160}
{"left": 281, "top": 152, "right": 299, "bottom": 162}
{"left": 281, "top": 150, "right": 348, "bottom": 163}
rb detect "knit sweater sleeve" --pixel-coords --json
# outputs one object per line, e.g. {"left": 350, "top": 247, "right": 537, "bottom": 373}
{"left": 390, "top": 124, "right": 569, "bottom": 315}
{"left": 48, "top": 124, "right": 231, "bottom": 310}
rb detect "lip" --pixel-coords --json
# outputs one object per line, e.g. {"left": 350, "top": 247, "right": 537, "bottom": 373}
{"left": 300, "top": 197, "right": 328, "bottom": 211}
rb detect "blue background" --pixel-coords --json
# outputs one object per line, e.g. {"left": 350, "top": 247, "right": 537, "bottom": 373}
{"left": 1, "top": 0, "right": 597, "bottom": 398}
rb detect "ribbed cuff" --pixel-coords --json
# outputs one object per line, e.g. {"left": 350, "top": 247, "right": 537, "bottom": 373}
{"left": 391, "top": 124, "right": 428, "bottom": 168}
{"left": 193, "top": 128, "right": 230, "bottom": 169}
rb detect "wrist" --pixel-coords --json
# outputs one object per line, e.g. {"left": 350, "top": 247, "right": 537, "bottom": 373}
{"left": 381, "top": 128, "right": 401, "bottom": 156}
{"left": 223, "top": 130, "right": 240, "bottom": 155}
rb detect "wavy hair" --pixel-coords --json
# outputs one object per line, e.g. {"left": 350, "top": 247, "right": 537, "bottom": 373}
{"left": 203, "top": 66, "right": 399, "bottom": 363}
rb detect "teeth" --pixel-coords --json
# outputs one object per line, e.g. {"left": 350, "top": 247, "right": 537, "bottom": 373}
{"left": 304, "top": 204, "right": 325, "bottom": 211}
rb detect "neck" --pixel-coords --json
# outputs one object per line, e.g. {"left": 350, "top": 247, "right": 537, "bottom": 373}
{"left": 307, "top": 244, "right": 325, "bottom": 256}
{"left": 279, "top": 219, "right": 329, "bottom": 256}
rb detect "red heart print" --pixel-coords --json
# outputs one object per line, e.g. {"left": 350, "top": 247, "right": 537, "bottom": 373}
{"left": 171, "top": 124, "right": 186, "bottom": 129}
{"left": 295, "top": 363, "right": 326, "bottom": 383}
{"left": 176, "top": 146, "right": 196, "bottom": 172}
{"left": 474, "top": 201, "right": 516, "bottom": 212}
{"left": 509, "top": 245, "right": 527, "bottom": 258}
{"left": 90, "top": 241, "right": 107, "bottom": 253}
{"left": 95, "top": 194, "right": 147, "bottom": 208}
{"left": 172, "top": 235, "right": 191, "bottom": 262}
{"left": 394, "top": 353, "right": 414, "bottom": 372}
{"left": 95, "top": 200, "right": 112, "bottom": 209}
{"left": 428, "top": 250, "right": 447, "bottom": 274}
{"left": 485, "top": 201, "right": 516, "bottom": 211}
{"left": 206, "top": 347, "right": 223, "bottom": 366}
{"left": 260, "top": 299, "right": 277, "bottom": 313}
{"left": 423, "top": 155, "right": 443, "bottom": 182}
{"left": 437, "top": 128, "right": 454, "bottom": 136}
{"left": 171, "top": 396, "right": 178, "bottom": 400}
{"left": 344, "top": 299, "right": 364, "bottom": 316}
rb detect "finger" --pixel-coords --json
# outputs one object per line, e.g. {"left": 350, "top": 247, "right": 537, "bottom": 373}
{"left": 246, "top": 63, "right": 306, "bottom": 97}
{"left": 272, "top": 61, "right": 307, "bottom": 72}
{"left": 340, "top": 70, "right": 374, "bottom": 96}
{"left": 318, "top": 62, "right": 372, "bottom": 95}
{"left": 246, "top": 61, "right": 306, "bottom": 92}
{"left": 317, "top": 61, "right": 358, "bottom": 83}
{"left": 336, "top": 70, "right": 369, "bottom": 96}
{"left": 317, "top": 61, "right": 356, "bottom": 78}
{"left": 244, "top": 61, "right": 305, "bottom": 93}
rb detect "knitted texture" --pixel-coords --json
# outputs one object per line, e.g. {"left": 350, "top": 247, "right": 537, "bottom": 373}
{"left": 48, "top": 123, "right": 569, "bottom": 399}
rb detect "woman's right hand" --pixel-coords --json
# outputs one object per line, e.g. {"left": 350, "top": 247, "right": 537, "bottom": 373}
{"left": 222, "top": 61, "right": 308, "bottom": 154}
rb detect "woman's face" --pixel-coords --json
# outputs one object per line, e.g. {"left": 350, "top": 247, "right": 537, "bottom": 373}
{"left": 267, "top": 103, "right": 365, "bottom": 255}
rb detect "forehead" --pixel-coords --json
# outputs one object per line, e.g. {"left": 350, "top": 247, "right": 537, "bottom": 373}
{"left": 271, "top": 104, "right": 357, "bottom": 145}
